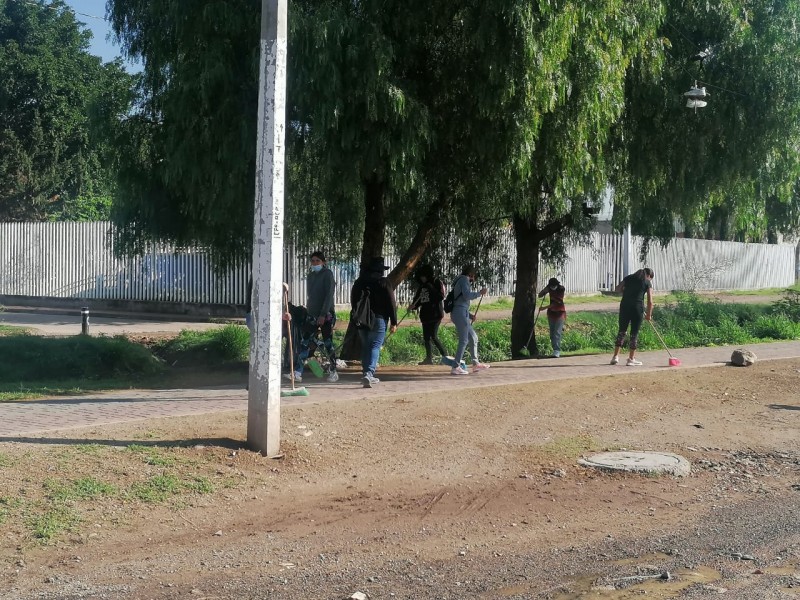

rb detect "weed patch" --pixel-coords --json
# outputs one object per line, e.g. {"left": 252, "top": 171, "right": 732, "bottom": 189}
{"left": 129, "top": 474, "right": 181, "bottom": 503}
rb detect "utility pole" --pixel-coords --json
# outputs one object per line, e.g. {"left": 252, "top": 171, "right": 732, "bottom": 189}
{"left": 247, "top": 0, "right": 288, "bottom": 457}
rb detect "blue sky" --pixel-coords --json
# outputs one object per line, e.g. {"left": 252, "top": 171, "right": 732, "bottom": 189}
{"left": 63, "top": 0, "right": 141, "bottom": 71}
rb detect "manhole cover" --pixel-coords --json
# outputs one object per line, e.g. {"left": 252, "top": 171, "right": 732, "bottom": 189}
{"left": 578, "top": 451, "right": 691, "bottom": 476}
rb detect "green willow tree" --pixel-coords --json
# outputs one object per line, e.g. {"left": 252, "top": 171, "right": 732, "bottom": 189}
{"left": 0, "top": 0, "right": 133, "bottom": 221}
{"left": 611, "top": 0, "right": 800, "bottom": 245}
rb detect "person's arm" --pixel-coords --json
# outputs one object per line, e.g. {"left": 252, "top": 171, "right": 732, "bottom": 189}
{"left": 645, "top": 285, "right": 654, "bottom": 320}
{"left": 387, "top": 281, "right": 398, "bottom": 331}
{"left": 317, "top": 270, "right": 336, "bottom": 325}
{"left": 537, "top": 287, "right": 548, "bottom": 298}
{"left": 614, "top": 279, "right": 625, "bottom": 293}
{"left": 409, "top": 286, "right": 421, "bottom": 311}
{"left": 350, "top": 280, "right": 362, "bottom": 311}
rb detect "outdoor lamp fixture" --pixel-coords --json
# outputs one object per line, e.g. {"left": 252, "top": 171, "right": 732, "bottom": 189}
{"left": 684, "top": 81, "right": 709, "bottom": 110}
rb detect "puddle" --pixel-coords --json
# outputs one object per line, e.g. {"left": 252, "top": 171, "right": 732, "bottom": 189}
{"left": 765, "top": 560, "right": 799, "bottom": 576}
{"left": 552, "top": 566, "right": 721, "bottom": 599}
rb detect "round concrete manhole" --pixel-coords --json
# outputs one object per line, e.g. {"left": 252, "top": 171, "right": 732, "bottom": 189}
{"left": 578, "top": 451, "right": 691, "bottom": 476}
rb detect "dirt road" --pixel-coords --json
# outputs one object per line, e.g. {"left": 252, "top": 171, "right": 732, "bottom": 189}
{"left": 1, "top": 358, "right": 799, "bottom": 599}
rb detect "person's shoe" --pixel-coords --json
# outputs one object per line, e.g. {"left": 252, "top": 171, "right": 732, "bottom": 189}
{"left": 418, "top": 358, "right": 434, "bottom": 365}
{"left": 626, "top": 358, "right": 643, "bottom": 366}
{"left": 326, "top": 370, "right": 339, "bottom": 383}
{"left": 472, "top": 362, "right": 490, "bottom": 372}
{"left": 451, "top": 366, "right": 469, "bottom": 375}
{"left": 610, "top": 356, "right": 619, "bottom": 365}
{"left": 283, "top": 372, "right": 302, "bottom": 383}
{"left": 362, "top": 375, "right": 380, "bottom": 388}
{"left": 552, "top": 352, "right": 560, "bottom": 358}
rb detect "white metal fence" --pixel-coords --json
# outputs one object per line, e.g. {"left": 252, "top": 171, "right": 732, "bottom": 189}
{"left": 0, "top": 222, "right": 796, "bottom": 307}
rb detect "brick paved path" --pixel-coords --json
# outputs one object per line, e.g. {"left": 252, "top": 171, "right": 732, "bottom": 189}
{"left": 2, "top": 341, "right": 799, "bottom": 439}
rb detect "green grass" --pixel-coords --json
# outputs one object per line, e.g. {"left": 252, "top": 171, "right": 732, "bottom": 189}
{"left": 382, "top": 290, "right": 800, "bottom": 362}
{"left": 27, "top": 505, "right": 81, "bottom": 541}
{"left": 44, "top": 477, "right": 117, "bottom": 502}
{"left": 126, "top": 444, "right": 177, "bottom": 466}
{"left": 0, "top": 334, "right": 163, "bottom": 383}
{"left": 129, "top": 474, "right": 181, "bottom": 503}
{"left": 0, "top": 325, "right": 28, "bottom": 336}
{"left": 154, "top": 324, "right": 249, "bottom": 365}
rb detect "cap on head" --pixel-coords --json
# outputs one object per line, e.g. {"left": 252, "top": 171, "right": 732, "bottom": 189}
{"left": 548, "top": 277, "right": 560, "bottom": 287}
{"left": 364, "top": 256, "right": 390, "bottom": 272}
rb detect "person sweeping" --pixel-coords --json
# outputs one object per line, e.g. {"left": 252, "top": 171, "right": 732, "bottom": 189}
{"left": 610, "top": 268, "right": 654, "bottom": 366}
{"left": 537, "top": 277, "right": 566, "bottom": 358}
{"left": 408, "top": 264, "right": 450, "bottom": 365}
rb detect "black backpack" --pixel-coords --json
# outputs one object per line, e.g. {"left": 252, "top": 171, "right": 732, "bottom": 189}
{"left": 351, "top": 287, "right": 375, "bottom": 330}
{"left": 443, "top": 276, "right": 463, "bottom": 314}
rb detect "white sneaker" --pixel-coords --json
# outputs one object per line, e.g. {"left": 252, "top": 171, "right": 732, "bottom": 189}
{"left": 451, "top": 366, "right": 469, "bottom": 375}
{"left": 283, "top": 372, "right": 303, "bottom": 383}
{"left": 626, "top": 358, "right": 642, "bottom": 366}
{"left": 610, "top": 356, "right": 619, "bottom": 365}
{"left": 472, "top": 362, "right": 490, "bottom": 372}
{"left": 326, "top": 370, "right": 339, "bottom": 383}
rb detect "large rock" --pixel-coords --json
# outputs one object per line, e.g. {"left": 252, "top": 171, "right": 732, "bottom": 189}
{"left": 731, "top": 348, "right": 757, "bottom": 367}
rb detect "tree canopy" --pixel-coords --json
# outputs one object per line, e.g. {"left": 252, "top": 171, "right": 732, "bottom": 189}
{"left": 0, "top": 0, "right": 134, "bottom": 221}
{"left": 611, "top": 0, "right": 800, "bottom": 244}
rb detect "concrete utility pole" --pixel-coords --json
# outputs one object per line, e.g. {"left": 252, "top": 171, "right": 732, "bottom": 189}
{"left": 247, "top": 0, "right": 288, "bottom": 457}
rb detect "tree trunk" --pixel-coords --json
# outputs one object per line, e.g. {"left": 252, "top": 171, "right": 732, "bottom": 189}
{"left": 510, "top": 215, "right": 541, "bottom": 358}
{"left": 361, "top": 175, "right": 386, "bottom": 267}
{"left": 388, "top": 193, "right": 451, "bottom": 287}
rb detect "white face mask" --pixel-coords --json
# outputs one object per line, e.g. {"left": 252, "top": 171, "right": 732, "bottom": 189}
{"left": 310, "top": 264, "right": 322, "bottom": 273}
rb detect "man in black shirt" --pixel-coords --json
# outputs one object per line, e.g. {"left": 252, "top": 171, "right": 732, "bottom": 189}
{"left": 350, "top": 257, "right": 398, "bottom": 388}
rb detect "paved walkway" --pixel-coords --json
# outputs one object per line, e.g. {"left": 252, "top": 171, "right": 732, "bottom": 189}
{"left": 2, "top": 340, "right": 799, "bottom": 440}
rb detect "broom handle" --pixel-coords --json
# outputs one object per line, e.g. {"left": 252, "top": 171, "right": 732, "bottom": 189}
{"left": 473, "top": 290, "right": 485, "bottom": 321}
{"left": 648, "top": 320, "right": 673, "bottom": 358}
{"left": 284, "top": 288, "right": 296, "bottom": 390}
{"left": 525, "top": 295, "right": 548, "bottom": 349}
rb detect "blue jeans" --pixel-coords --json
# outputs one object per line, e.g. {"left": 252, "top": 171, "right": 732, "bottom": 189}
{"left": 358, "top": 316, "right": 387, "bottom": 377}
{"left": 548, "top": 315, "right": 565, "bottom": 355}
{"left": 451, "top": 307, "right": 479, "bottom": 365}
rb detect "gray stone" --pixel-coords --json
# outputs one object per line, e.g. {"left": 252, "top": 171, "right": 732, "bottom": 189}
{"left": 731, "top": 348, "right": 757, "bottom": 366}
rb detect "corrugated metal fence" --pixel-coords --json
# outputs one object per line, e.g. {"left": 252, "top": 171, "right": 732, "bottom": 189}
{"left": 0, "top": 222, "right": 795, "bottom": 306}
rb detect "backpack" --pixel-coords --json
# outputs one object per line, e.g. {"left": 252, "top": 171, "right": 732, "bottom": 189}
{"left": 443, "top": 276, "right": 463, "bottom": 314}
{"left": 351, "top": 287, "right": 375, "bottom": 330}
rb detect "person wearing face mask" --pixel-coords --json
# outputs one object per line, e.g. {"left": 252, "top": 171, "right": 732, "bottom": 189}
{"left": 284, "top": 251, "right": 339, "bottom": 383}
{"left": 449, "top": 264, "right": 490, "bottom": 375}
{"left": 537, "top": 277, "right": 567, "bottom": 358}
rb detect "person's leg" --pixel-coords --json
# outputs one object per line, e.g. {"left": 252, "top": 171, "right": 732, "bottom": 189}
{"left": 612, "top": 307, "right": 632, "bottom": 364}
{"left": 420, "top": 321, "right": 435, "bottom": 364}
{"left": 320, "top": 313, "right": 339, "bottom": 382}
{"left": 430, "top": 320, "right": 448, "bottom": 357}
{"left": 627, "top": 310, "right": 644, "bottom": 363}
{"left": 291, "top": 317, "right": 317, "bottom": 378}
{"left": 451, "top": 309, "right": 470, "bottom": 367}
{"left": 363, "top": 317, "right": 387, "bottom": 382}
{"left": 550, "top": 316, "right": 564, "bottom": 357}
{"left": 467, "top": 322, "right": 479, "bottom": 363}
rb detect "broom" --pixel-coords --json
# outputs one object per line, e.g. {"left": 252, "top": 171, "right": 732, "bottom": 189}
{"left": 648, "top": 320, "right": 681, "bottom": 367}
{"left": 281, "top": 285, "right": 310, "bottom": 397}
{"left": 523, "top": 295, "right": 548, "bottom": 355}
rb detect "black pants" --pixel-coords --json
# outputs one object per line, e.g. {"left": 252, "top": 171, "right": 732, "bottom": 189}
{"left": 422, "top": 320, "right": 448, "bottom": 359}
{"left": 615, "top": 303, "right": 644, "bottom": 350}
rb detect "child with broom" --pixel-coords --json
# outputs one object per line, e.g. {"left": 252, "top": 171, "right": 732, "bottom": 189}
{"left": 537, "top": 277, "right": 567, "bottom": 358}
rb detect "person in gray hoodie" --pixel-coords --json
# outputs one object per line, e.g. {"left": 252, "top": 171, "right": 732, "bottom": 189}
{"left": 449, "top": 264, "right": 490, "bottom": 375}
{"left": 284, "top": 251, "right": 339, "bottom": 383}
